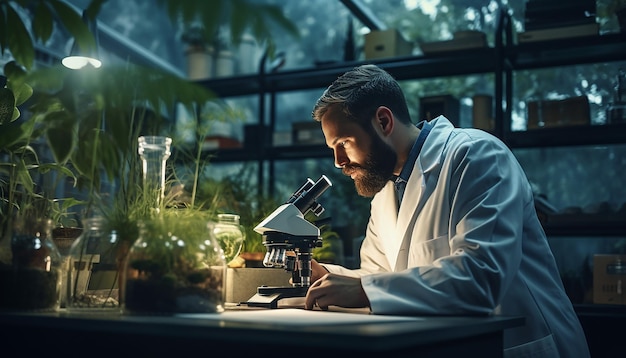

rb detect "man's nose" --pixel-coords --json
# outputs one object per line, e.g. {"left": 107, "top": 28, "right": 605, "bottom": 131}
{"left": 334, "top": 150, "right": 348, "bottom": 168}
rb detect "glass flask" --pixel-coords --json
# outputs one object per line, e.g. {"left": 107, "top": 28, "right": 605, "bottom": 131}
{"left": 124, "top": 211, "right": 226, "bottom": 314}
{"left": 212, "top": 213, "right": 245, "bottom": 266}
{"left": 0, "top": 217, "right": 62, "bottom": 312}
{"left": 66, "top": 216, "right": 122, "bottom": 314}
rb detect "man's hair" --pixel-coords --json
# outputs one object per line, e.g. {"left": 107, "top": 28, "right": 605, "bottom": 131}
{"left": 311, "top": 64, "right": 412, "bottom": 127}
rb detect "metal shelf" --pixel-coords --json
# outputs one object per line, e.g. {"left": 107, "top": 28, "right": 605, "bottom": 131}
{"left": 541, "top": 217, "right": 626, "bottom": 237}
{"left": 199, "top": 144, "right": 332, "bottom": 163}
{"left": 195, "top": 47, "right": 499, "bottom": 97}
{"left": 505, "top": 123, "right": 626, "bottom": 148}
{"left": 507, "top": 32, "right": 626, "bottom": 71}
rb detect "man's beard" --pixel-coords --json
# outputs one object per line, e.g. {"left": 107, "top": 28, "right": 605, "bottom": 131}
{"left": 343, "top": 135, "right": 396, "bottom": 197}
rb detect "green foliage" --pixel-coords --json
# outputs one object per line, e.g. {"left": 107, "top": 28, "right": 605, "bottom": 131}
{"left": 167, "top": 0, "right": 299, "bottom": 57}
{"left": 311, "top": 220, "right": 342, "bottom": 264}
{"left": 24, "top": 62, "right": 216, "bottom": 190}
{"left": 0, "top": 0, "right": 99, "bottom": 70}
{"left": 193, "top": 164, "right": 280, "bottom": 253}
{"left": 0, "top": 61, "right": 79, "bottom": 237}
{"left": 129, "top": 208, "right": 223, "bottom": 279}
{"left": 0, "top": 0, "right": 299, "bottom": 252}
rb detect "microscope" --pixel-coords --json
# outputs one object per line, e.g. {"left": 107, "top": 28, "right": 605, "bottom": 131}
{"left": 242, "top": 175, "right": 332, "bottom": 308}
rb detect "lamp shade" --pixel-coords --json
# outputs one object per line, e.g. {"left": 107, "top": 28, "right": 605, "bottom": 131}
{"left": 62, "top": 10, "right": 101, "bottom": 69}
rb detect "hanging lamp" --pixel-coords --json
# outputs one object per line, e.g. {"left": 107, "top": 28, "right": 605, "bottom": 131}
{"left": 62, "top": 10, "right": 102, "bottom": 69}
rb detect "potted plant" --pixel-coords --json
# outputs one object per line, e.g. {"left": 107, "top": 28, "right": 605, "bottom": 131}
{"left": 123, "top": 208, "right": 226, "bottom": 314}
{"left": 181, "top": 23, "right": 216, "bottom": 80}
{"left": 613, "top": 1, "right": 626, "bottom": 31}
{"left": 598, "top": 0, "right": 626, "bottom": 32}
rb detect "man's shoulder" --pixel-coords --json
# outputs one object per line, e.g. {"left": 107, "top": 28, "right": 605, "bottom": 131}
{"left": 446, "top": 127, "right": 505, "bottom": 148}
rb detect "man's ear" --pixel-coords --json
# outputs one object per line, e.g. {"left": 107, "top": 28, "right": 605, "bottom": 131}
{"left": 374, "top": 106, "right": 394, "bottom": 136}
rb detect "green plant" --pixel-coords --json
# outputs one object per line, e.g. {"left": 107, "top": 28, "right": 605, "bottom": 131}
{"left": 609, "top": 0, "right": 626, "bottom": 12}
{"left": 1, "top": 0, "right": 299, "bottom": 72}
{"left": 172, "top": 0, "right": 299, "bottom": 57}
{"left": 0, "top": 62, "right": 79, "bottom": 239}
{"left": 2, "top": 0, "right": 299, "bottom": 265}
{"left": 194, "top": 164, "right": 281, "bottom": 254}
{"left": 311, "top": 220, "right": 342, "bottom": 264}
{"left": 124, "top": 207, "right": 225, "bottom": 314}
{"left": 598, "top": 0, "right": 626, "bottom": 21}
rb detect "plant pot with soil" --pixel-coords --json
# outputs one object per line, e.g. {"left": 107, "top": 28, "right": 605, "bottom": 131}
{"left": 123, "top": 209, "right": 226, "bottom": 315}
{"left": 0, "top": 214, "right": 63, "bottom": 312}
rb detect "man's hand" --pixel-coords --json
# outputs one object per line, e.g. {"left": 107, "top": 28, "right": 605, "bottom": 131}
{"left": 304, "top": 273, "right": 370, "bottom": 310}
{"left": 290, "top": 258, "right": 328, "bottom": 285}
{"left": 309, "top": 258, "right": 328, "bottom": 283}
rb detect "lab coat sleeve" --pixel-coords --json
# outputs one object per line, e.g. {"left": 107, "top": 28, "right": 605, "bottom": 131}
{"left": 363, "top": 134, "right": 528, "bottom": 315}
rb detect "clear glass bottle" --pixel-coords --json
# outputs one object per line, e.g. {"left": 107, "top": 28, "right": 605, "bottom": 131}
{"left": 137, "top": 136, "right": 172, "bottom": 209}
{"left": 212, "top": 213, "right": 245, "bottom": 266}
{"left": 66, "top": 216, "right": 122, "bottom": 314}
{"left": 124, "top": 211, "right": 226, "bottom": 314}
{"left": 0, "top": 217, "right": 62, "bottom": 312}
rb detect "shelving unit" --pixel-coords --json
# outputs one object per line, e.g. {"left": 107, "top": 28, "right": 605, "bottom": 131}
{"left": 193, "top": 24, "right": 626, "bottom": 336}
{"left": 195, "top": 13, "right": 626, "bottom": 227}
{"left": 502, "top": 32, "right": 626, "bottom": 148}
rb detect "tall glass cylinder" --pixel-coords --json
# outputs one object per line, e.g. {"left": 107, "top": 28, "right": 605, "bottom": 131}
{"left": 137, "top": 136, "right": 172, "bottom": 209}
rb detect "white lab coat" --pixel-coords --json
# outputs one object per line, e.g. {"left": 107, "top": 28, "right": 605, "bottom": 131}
{"left": 323, "top": 116, "right": 590, "bottom": 358}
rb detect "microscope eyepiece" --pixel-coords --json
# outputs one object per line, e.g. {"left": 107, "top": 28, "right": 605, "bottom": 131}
{"left": 292, "top": 175, "right": 332, "bottom": 216}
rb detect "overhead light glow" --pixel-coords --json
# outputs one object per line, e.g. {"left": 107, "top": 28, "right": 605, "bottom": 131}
{"left": 62, "top": 56, "right": 102, "bottom": 70}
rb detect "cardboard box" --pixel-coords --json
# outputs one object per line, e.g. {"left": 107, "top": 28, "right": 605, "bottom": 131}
{"left": 421, "top": 30, "right": 488, "bottom": 54}
{"left": 419, "top": 95, "right": 460, "bottom": 126}
{"left": 527, "top": 96, "right": 590, "bottom": 129}
{"left": 593, "top": 254, "right": 626, "bottom": 305}
{"left": 225, "top": 267, "right": 292, "bottom": 304}
{"left": 292, "top": 121, "right": 325, "bottom": 145}
{"left": 273, "top": 131, "right": 292, "bottom": 146}
{"left": 364, "top": 29, "right": 413, "bottom": 60}
{"left": 202, "top": 135, "right": 242, "bottom": 150}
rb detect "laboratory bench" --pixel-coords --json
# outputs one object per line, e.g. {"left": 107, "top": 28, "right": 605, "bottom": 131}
{"left": 0, "top": 306, "right": 523, "bottom": 357}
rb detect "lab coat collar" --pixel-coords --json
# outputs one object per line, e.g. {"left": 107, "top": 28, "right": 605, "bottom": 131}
{"left": 391, "top": 115, "right": 454, "bottom": 270}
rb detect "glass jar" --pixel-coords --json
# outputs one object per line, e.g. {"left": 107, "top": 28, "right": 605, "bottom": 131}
{"left": 66, "top": 217, "right": 122, "bottom": 314}
{"left": 124, "top": 211, "right": 226, "bottom": 314}
{"left": 212, "top": 213, "right": 245, "bottom": 266}
{"left": 0, "top": 217, "right": 62, "bottom": 312}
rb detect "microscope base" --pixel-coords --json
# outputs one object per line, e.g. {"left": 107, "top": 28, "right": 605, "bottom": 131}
{"left": 242, "top": 286, "right": 309, "bottom": 309}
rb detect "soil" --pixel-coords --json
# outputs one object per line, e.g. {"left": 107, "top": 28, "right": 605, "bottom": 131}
{"left": 125, "top": 276, "right": 223, "bottom": 314}
{"left": 0, "top": 263, "right": 60, "bottom": 311}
